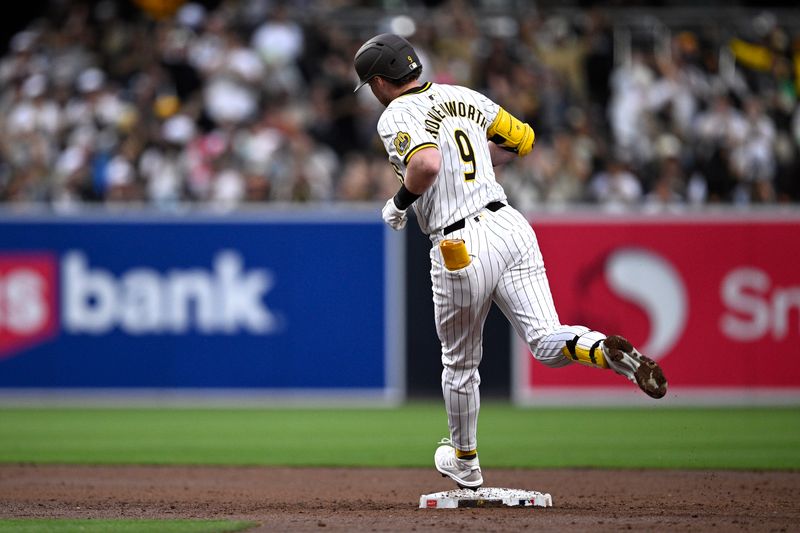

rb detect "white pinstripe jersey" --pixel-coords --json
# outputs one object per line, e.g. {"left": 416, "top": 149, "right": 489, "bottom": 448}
{"left": 377, "top": 82, "right": 507, "bottom": 234}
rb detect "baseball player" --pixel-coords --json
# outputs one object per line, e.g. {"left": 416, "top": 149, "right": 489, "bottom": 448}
{"left": 354, "top": 34, "right": 667, "bottom": 489}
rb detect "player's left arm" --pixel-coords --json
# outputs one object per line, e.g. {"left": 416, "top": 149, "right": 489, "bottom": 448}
{"left": 402, "top": 147, "right": 440, "bottom": 195}
{"left": 382, "top": 146, "right": 440, "bottom": 230}
{"left": 378, "top": 107, "right": 440, "bottom": 229}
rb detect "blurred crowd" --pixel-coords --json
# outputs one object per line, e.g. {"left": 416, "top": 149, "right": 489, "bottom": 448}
{"left": 1, "top": 0, "right": 799, "bottom": 211}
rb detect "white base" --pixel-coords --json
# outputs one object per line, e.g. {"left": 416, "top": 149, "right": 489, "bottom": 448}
{"left": 419, "top": 487, "right": 553, "bottom": 509}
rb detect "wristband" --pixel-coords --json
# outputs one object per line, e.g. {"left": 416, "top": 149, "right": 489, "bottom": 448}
{"left": 393, "top": 184, "right": 421, "bottom": 210}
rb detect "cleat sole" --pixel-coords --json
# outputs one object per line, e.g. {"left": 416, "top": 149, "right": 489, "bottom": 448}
{"left": 603, "top": 335, "right": 633, "bottom": 354}
{"left": 604, "top": 335, "right": 668, "bottom": 399}
{"left": 635, "top": 356, "right": 668, "bottom": 399}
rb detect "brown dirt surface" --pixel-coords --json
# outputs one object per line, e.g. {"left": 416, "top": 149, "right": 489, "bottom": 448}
{"left": 1, "top": 465, "right": 798, "bottom": 532}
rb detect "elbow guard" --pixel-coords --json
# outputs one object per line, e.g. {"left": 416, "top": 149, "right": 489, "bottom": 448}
{"left": 487, "top": 107, "right": 536, "bottom": 157}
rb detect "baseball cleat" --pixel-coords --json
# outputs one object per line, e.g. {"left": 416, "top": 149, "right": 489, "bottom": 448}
{"left": 434, "top": 438, "right": 483, "bottom": 489}
{"left": 602, "top": 335, "right": 668, "bottom": 399}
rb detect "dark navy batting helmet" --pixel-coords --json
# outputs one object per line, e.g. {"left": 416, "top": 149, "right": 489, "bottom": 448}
{"left": 353, "top": 33, "right": 421, "bottom": 91}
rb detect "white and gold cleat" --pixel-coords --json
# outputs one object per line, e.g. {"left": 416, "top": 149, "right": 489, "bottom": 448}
{"left": 434, "top": 438, "right": 483, "bottom": 489}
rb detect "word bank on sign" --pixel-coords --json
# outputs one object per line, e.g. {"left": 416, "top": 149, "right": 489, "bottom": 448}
{"left": 0, "top": 250, "right": 278, "bottom": 359}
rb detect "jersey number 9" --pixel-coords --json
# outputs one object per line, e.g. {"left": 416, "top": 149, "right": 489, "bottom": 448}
{"left": 454, "top": 130, "right": 476, "bottom": 182}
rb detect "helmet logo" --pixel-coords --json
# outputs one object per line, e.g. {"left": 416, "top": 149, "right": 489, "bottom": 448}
{"left": 408, "top": 55, "right": 418, "bottom": 70}
{"left": 393, "top": 131, "right": 411, "bottom": 156}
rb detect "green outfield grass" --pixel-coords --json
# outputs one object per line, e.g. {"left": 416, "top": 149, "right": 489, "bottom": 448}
{"left": 0, "top": 403, "right": 798, "bottom": 470}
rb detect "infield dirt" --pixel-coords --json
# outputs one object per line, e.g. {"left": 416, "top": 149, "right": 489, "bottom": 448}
{"left": 1, "top": 465, "right": 797, "bottom": 532}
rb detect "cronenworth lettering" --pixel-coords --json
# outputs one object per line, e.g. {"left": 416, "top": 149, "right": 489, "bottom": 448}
{"left": 63, "top": 250, "right": 277, "bottom": 335}
{"left": 424, "top": 101, "right": 489, "bottom": 139}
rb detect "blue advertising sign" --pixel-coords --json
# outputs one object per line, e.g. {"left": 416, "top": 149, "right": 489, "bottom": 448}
{"left": 0, "top": 210, "right": 403, "bottom": 401}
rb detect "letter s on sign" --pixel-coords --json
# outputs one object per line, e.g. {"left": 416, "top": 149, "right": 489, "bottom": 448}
{"left": 719, "top": 267, "right": 770, "bottom": 341}
{"left": 1, "top": 269, "right": 48, "bottom": 335}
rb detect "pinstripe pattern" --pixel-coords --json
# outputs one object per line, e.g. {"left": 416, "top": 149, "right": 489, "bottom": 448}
{"left": 429, "top": 205, "right": 585, "bottom": 450}
{"left": 376, "top": 82, "right": 609, "bottom": 454}
{"left": 377, "top": 83, "right": 506, "bottom": 234}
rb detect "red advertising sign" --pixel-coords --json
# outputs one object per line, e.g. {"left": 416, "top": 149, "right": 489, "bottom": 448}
{"left": 513, "top": 213, "right": 800, "bottom": 405}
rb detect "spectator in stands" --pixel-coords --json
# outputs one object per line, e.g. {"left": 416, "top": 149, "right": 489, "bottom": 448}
{"left": 588, "top": 157, "right": 644, "bottom": 207}
{"left": 0, "top": 1, "right": 799, "bottom": 207}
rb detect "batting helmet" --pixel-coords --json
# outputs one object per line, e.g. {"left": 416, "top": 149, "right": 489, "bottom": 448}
{"left": 353, "top": 33, "right": 421, "bottom": 92}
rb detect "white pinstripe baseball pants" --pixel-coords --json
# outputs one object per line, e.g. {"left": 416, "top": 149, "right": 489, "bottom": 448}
{"left": 429, "top": 204, "right": 591, "bottom": 452}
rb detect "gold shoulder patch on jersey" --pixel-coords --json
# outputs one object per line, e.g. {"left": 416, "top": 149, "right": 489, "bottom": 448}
{"left": 393, "top": 132, "right": 411, "bottom": 156}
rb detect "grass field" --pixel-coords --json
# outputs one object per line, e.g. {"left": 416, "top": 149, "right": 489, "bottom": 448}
{"left": 1, "top": 403, "right": 798, "bottom": 470}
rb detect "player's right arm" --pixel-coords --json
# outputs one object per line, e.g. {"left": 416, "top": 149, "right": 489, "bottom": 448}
{"left": 486, "top": 106, "right": 536, "bottom": 157}
{"left": 488, "top": 141, "right": 517, "bottom": 167}
{"left": 467, "top": 87, "right": 536, "bottom": 166}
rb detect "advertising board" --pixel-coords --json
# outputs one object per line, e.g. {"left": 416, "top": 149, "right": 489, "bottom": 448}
{"left": 0, "top": 211, "right": 403, "bottom": 403}
{"left": 513, "top": 212, "right": 800, "bottom": 405}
